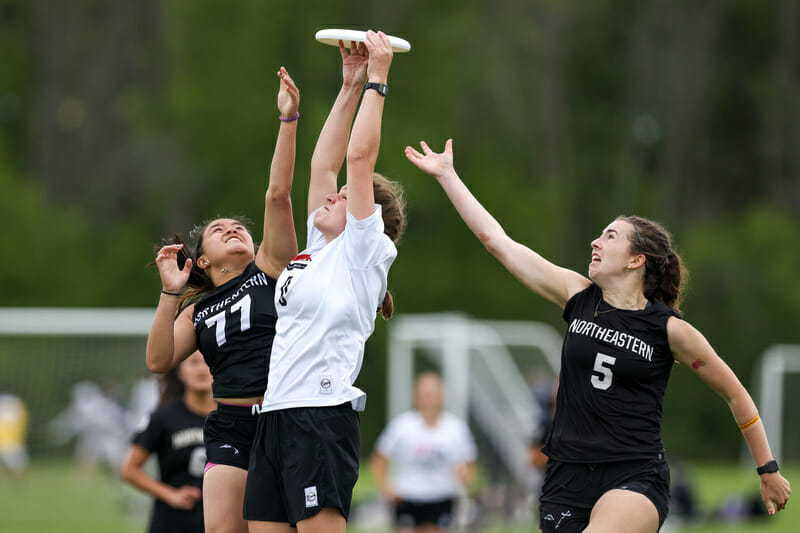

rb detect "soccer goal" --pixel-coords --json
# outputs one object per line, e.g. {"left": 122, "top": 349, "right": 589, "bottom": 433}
{"left": 0, "top": 307, "right": 155, "bottom": 460}
{"left": 754, "top": 344, "right": 800, "bottom": 464}
{"left": 387, "top": 312, "right": 563, "bottom": 489}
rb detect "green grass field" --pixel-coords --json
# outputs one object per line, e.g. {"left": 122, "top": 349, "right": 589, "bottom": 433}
{"left": 0, "top": 460, "right": 795, "bottom": 532}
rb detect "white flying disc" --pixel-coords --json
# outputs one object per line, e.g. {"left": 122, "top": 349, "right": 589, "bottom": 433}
{"left": 315, "top": 29, "right": 411, "bottom": 53}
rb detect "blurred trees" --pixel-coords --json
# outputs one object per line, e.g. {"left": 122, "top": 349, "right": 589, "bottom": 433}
{"left": 1, "top": 0, "right": 799, "bottom": 458}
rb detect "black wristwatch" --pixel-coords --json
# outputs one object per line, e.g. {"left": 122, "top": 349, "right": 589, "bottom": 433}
{"left": 364, "top": 82, "right": 388, "bottom": 97}
{"left": 757, "top": 460, "right": 779, "bottom": 475}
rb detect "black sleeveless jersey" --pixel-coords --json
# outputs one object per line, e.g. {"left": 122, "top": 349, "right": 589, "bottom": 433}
{"left": 542, "top": 283, "right": 680, "bottom": 463}
{"left": 132, "top": 399, "right": 205, "bottom": 533}
{"left": 193, "top": 261, "right": 277, "bottom": 398}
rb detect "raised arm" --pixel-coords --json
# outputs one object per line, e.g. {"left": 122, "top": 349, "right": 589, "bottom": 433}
{"left": 346, "top": 31, "right": 393, "bottom": 220}
{"left": 256, "top": 67, "right": 299, "bottom": 278}
{"left": 405, "top": 139, "right": 590, "bottom": 308}
{"left": 668, "top": 317, "right": 791, "bottom": 515}
{"left": 146, "top": 244, "right": 197, "bottom": 373}
{"left": 308, "top": 40, "right": 369, "bottom": 216}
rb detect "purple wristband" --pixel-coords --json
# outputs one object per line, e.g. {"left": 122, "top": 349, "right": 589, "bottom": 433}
{"left": 279, "top": 112, "right": 300, "bottom": 122}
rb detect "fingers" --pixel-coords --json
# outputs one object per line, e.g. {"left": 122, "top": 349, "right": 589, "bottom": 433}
{"left": 181, "top": 257, "right": 193, "bottom": 274}
{"left": 445, "top": 138, "right": 454, "bottom": 154}
{"left": 404, "top": 146, "right": 423, "bottom": 161}
{"left": 157, "top": 244, "right": 183, "bottom": 258}
{"left": 338, "top": 39, "right": 347, "bottom": 59}
{"left": 420, "top": 141, "right": 432, "bottom": 155}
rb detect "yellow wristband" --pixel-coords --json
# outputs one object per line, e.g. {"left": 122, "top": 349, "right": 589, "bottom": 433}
{"left": 738, "top": 414, "right": 760, "bottom": 430}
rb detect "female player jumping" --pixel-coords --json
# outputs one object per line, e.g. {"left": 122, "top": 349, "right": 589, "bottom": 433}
{"left": 405, "top": 139, "right": 790, "bottom": 533}
{"left": 244, "top": 31, "right": 405, "bottom": 533}
{"left": 146, "top": 67, "right": 300, "bottom": 533}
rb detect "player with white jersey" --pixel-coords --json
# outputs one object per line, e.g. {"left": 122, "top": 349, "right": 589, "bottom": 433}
{"left": 371, "top": 373, "right": 477, "bottom": 532}
{"left": 244, "top": 32, "right": 406, "bottom": 533}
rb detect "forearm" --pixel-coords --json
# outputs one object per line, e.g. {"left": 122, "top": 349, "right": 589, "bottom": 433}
{"left": 436, "top": 169, "right": 507, "bottom": 250}
{"left": 122, "top": 464, "right": 178, "bottom": 504}
{"left": 309, "top": 84, "right": 363, "bottom": 209}
{"left": 146, "top": 296, "right": 179, "bottom": 373}
{"left": 728, "top": 391, "right": 774, "bottom": 465}
{"left": 267, "top": 120, "right": 297, "bottom": 198}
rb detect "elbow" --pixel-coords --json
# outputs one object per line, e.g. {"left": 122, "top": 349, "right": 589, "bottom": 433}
{"left": 480, "top": 231, "right": 506, "bottom": 257}
{"left": 265, "top": 190, "right": 292, "bottom": 209}
{"left": 146, "top": 358, "right": 170, "bottom": 374}
{"left": 346, "top": 145, "right": 372, "bottom": 169}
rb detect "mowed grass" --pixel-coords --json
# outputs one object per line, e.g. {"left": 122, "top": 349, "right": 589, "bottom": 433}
{"left": 0, "top": 460, "right": 796, "bottom": 532}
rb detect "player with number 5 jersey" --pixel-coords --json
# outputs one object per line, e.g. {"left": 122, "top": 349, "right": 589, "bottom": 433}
{"left": 405, "top": 138, "right": 790, "bottom": 533}
{"left": 145, "top": 67, "right": 301, "bottom": 533}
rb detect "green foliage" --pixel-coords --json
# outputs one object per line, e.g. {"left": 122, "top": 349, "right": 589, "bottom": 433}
{"left": 0, "top": 0, "right": 798, "bottom": 458}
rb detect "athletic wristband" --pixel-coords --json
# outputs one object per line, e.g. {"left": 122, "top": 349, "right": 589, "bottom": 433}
{"left": 364, "top": 82, "right": 388, "bottom": 97}
{"left": 738, "top": 414, "right": 760, "bottom": 430}
{"left": 279, "top": 112, "right": 300, "bottom": 122}
{"left": 161, "top": 289, "right": 181, "bottom": 297}
{"left": 757, "top": 460, "right": 779, "bottom": 475}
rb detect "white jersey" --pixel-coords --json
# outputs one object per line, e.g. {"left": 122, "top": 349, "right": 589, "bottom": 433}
{"left": 260, "top": 205, "right": 397, "bottom": 412}
{"left": 376, "top": 410, "right": 477, "bottom": 502}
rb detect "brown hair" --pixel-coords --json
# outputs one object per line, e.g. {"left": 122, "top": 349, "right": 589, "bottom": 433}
{"left": 148, "top": 216, "right": 253, "bottom": 311}
{"left": 619, "top": 215, "right": 688, "bottom": 312}
{"left": 372, "top": 174, "right": 406, "bottom": 320}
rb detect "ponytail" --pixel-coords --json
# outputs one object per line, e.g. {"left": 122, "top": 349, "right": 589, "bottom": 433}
{"left": 621, "top": 216, "right": 688, "bottom": 313}
{"left": 378, "top": 290, "right": 394, "bottom": 320}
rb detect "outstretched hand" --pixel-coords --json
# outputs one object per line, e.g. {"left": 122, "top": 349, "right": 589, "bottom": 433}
{"left": 404, "top": 139, "right": 455, "bottom": 180}
{"left": 339, "top": 40, "right": 368, "bottom": 88}
{"left": 155, "top": 244, "right": 192, "bottom": 293}
{"left": 277, "top": 66, "right": 299, "bottom": 119}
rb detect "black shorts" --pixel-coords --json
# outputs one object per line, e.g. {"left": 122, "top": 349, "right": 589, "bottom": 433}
{"left": 539, "top": 454, "right": 671, "bottom": 532}
{"left": 395, "top": 498, "right": 455, "bottom": 530}
{"left": 204, "top": 403, "right": 259, "bottom": 470}
{"left": 243, "top": 403, "right": 360, "bottom": 526}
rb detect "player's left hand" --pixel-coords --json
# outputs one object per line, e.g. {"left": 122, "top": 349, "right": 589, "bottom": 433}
{"left": 277, "top": 66, "right": 299, "bottom": 120}
{"left": 364, "top": 30, "right": 392, "bottom": 83}
{"left": 760, "top": 472, "right": 791, "bottom": 515}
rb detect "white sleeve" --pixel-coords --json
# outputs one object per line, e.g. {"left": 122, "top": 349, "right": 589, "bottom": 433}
{"left": 305, "top": 208, "right": 328, "bottom": 252}
{"left": 455, "top": 419, "right": 478, "bottom": 463}
{"left": 375, "top": 417, "right": 401, "bottom": 457}
{"left": 343, "top": 205, "right": 397, "bottom": 271}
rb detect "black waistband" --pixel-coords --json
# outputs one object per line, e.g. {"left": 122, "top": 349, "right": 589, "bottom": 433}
{"left": 216, "top": 402, "right": 260, "bottom": 418}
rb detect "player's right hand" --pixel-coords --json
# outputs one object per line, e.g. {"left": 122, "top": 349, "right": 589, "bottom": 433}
{"left": 340, "top": 39, "right": 368, "bottom": 88}
{"left": 405, "top": 139, "right": 456, "bottom": 180}
{"left": 155, "top": 244, "right": 191, "bottom": 293}
{"left": 168, "top": 485, "right": 202, "bottom": 510}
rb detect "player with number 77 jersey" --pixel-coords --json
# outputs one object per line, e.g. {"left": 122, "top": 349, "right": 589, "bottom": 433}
{"left": 145, "top": 66, "right": 301, "bottom": 533}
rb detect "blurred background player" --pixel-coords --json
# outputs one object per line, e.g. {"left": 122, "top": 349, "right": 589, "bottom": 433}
{"left": 0, "top": 389, "right": 30, "bottom": 479}
{"left": 121, "top": 351, "right": 215, "bottom": 533}
{"left": 370, "top": 372, "right": 477, "bottom": 533}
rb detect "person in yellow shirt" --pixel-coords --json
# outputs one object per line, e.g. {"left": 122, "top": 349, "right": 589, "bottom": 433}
{"left": 0, "top": 391, "right": 29, "bottom": 477}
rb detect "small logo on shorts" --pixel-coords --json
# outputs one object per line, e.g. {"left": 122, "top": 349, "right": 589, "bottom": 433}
{"left": 320, "top": 376, "right": 333, "bottom": 394}
{"left": 304, "top": 486, "right": 318, "bottom": 508}
{"left": 219, "top": 443, "right": 240, "bottom": 455}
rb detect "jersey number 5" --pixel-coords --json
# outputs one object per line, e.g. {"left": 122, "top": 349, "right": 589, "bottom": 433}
{"left": 204, "top": 294, "right": 252, "bottom": 347}
{"left": 590, "top": 353, "right": 616, "bottom": 391}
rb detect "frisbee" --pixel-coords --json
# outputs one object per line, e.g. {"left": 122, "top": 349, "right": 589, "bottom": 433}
{"left": 315, "top": 29, "right": 411, "bottom": 53}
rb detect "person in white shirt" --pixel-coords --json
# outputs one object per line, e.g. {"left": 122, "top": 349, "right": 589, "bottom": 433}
{"left": 371, "top": 372, "right": 477, "bottom": 533}
{"left": 244, "top": 31, "right": 406, "bottom": 533}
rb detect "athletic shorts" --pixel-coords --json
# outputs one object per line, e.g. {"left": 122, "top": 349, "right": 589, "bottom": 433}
{"left": 539, "top": 454, "right": 671, "bottom": 532}
{"left": 203, "top": 403, "right": 259, "bottom": 470}
{"left": 394, "top": 498, "right": 455, "bottom": 530}
{"left": 243, "top": 403, "right": 360, "bottom": 526}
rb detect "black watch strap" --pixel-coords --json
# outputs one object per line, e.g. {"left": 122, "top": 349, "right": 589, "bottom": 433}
{"left": 757, "top": 459, "right": 779, "bottom": 475}
{"left": 364, "top": 82, "right": 388, "bottom": 97}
